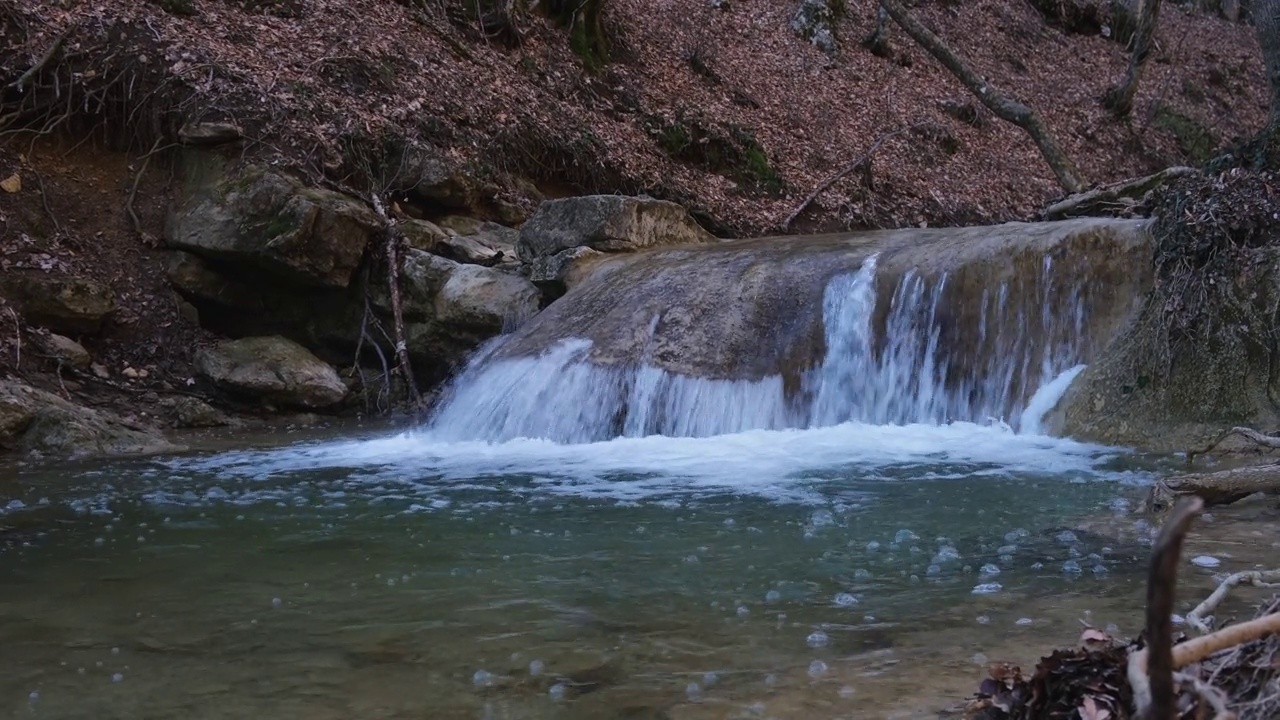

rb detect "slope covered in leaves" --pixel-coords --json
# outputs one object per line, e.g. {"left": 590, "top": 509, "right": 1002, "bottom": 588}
{"left": 1, "top": 0, "right": 1270, "bottom": 234}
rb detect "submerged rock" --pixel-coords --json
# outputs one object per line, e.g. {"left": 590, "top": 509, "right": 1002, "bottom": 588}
{"left": 517, "top": 195, "right": 716, "bottom": 262}
{"left": 194, "top": 336, "right": 347, "bottom": 409}
{"left": 167, "top": 161, "right": 379, "bottom": 288}
{"left": 0, "top": 379, "right": 174, "bottom": 456}
{"left": 161, "top": 396, "right": 232, "bottom": 428}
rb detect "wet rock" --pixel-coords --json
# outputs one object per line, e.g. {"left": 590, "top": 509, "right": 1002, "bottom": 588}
{"left": 161, "top": 396, "right": 232, "bottom": 428}
{"left": 168, "top": 162, "right": 379, "bottom": 288}
{"left": 403, "top": 217, "right": 518, "bottom": 266}
{"left": 34, "top": 333, "right": 92, "bottom": 369}
{"left": 527, "top": 246, "right": 605, "bottom": 296}
{"left": 0, "top": 274, "right": 115, "bottom": 334}
{"left": 0, "top": 379, "right": 174, "bottom": 456}
{"left": 516, "top": 195, "right": 716, "bottom": 262}
{"left": 194, "top": 336, "right": 347, "bottom": 409}
{"left": 436, "top": 263, "right": 540, "bottom": 333}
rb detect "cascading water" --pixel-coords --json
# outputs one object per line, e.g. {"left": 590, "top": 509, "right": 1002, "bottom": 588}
{"left": 427, "top": 252, "right": 1093, "bottom": 443}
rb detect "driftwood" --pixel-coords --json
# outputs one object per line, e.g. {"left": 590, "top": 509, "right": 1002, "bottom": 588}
{"left": 1041, "top": 166, "right": 1196, "bottom": 220}
{"left": 1188, "top": 426, "right": 1280, "bottom": 466}
{"left": 780, "top": 123, "right": 925, "bottom": 230}
{"left": 1148, "top": 464, "right": 1280, "bottom": 511}
{"left": 879, "top": 0, "right": 1086, "bottom": 193}
{"left": 1188, "top": 571, "right": 1280, "bottom": 634}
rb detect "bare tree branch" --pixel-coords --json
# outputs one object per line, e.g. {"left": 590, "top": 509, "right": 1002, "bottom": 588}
{"left": 879, "top": 0, "right": 1087, "bottom": 193}
{"left": 1105, "top": 0, "right": 1162, "bottom": 116}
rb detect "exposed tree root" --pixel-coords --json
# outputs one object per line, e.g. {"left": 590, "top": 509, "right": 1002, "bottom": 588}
{"left": 1148, "top": 464, "right": 1280, "bottom": 511}
{"left": 1041, "top": 166, "right": 1196, "bottom": 220}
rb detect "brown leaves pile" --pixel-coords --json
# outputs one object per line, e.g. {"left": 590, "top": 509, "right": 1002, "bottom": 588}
{"left": 965, "top": 627, "right": 1132, "bottom": 720}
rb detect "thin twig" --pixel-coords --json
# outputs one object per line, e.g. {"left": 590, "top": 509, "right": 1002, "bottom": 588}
{"left": 126, "top": 137, "right": 172, "bottom": 244}
{"left": 780, "top": 123, "right": 926, "bottom": 231}
{"left": 1187, "top": 570, "right": 1280, "bottom": 634}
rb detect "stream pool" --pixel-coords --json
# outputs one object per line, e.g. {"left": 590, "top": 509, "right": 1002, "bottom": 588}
{"left": 0, "top": 421, "right": 1204, "bottom": 719}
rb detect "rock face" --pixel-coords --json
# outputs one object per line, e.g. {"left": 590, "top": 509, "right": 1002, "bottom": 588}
{"left": 194, "top": 336, "right": 348, "bottom": 408}
{"left": 791, "top": 0, "right": 839, "bottom": 56}
{"left": 33, "top": 333, "right": 92, "bottom": 369}
{"left": 0, "top": 379, "right": 174, "bottom": 456}
{"left": 0, "top": 274, "right": 115, "bottom": 334}
{"left": 168, "top": 163, "right": 380, "bottom": 288}
{"left": 517, "top": 195, "right": 716, "bottom": 262}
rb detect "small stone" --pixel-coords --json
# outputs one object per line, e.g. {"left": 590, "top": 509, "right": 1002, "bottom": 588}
{"left": 1191, "top": 555, "right": 1221, "bottom": 568}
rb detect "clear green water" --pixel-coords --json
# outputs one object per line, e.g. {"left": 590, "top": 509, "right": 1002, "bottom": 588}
{"left": 0, "top": 423, "right": 1178, "bottom": 719}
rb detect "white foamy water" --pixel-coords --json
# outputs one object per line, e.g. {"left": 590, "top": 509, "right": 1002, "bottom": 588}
{"left": 427, "top": 255, "right": 1091, "bottom": 443}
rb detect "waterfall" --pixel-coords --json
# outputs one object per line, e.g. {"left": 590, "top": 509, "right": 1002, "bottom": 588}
{"left": 426, "top": 252, "right": 1094, "bottom": 443}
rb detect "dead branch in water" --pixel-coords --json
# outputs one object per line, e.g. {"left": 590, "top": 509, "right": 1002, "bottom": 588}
{"left": 1187, "top": 571, "right": 1280, "bottom": 634}
{"left": 1148, "top": 464, "right": 1280, "bottom": 511}
{"left": 1128, "top": 496, "right": 1202, "bottom": 719}
{"left": 369, "top": 193, "right": 422, "bottom": 410}
{"left": 780, "top": 123, "right": 926, "bottom": 231}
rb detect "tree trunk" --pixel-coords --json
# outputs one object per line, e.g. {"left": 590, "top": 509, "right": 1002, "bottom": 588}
{"left": 863, "top": 5, "right": 893, "bottom": 58}
{"left": 879, "top": 0, "right": 1087, "bottom": 193}
{"left": 1105, "top": 0, "right": 1161, "bottom": 117}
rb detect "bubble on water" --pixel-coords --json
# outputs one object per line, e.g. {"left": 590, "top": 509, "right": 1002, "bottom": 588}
{"left": 764, "top": 673, "right": 778, "bottom": 687}
{"left": 1016, "top": 618, "right": 1033, "bottom": 626}
{"left": 894, "top": 529, "right": 918, "bottom": 543}
{"left": 765, "top": 590, "right": 781, "bottom": 603}
{"left": 686, "top": 682, "right": 702, "bottom": 701}
{"left": 909, "top": 545, "right": 922, "bottom": 554}
{"left": 1031, "top": 562, "right": 1045, "bottom": 570}
{"left": 473, "top": 670, "right": 495, "bottom": 687}
{"left": 963, "top": 564, "right": 973, "bottom": 573}
{"left": 972, "top": 583, "right": 1002, "bottom": 595}
{"left": 1055, "top": 531, "right": 1078, "bottom": 544}
{"left": 865, "top": 541, "right": 881, "bottom": 552}
{"left": 1068, "top": 547, "right": 1082, "bottom": 558}
{"left": 1106, "top": 623, "right": 1121, "bottom": 634}
{"left": 807, "top": 660, "right": 828, "bottom": 678}
{"left": 909, "top": 574, "right": 920, "bottom": 584}
{"left": 529, "top": 659, "right": 545, "bottom": 676}
{"left": 997, "top": 545, "right": 1017, "bottom": 555}
{"left": 1062, "top": 560, "right": 1083, "bottom": 574}
{"left": 833, "top": 592, "right": 858, "bottom": 607}
{"left": 1000, "top": 554, "right": 1014, "bottom": 564}
{"left": 28, "top": 691, "right": 38, "bottom": 703}
{"left": 887, "top": 542, "right": 900, "bottom": 551}
{"left": 77, "top": 668, "right": 85, "bottom": 675}
{"left": 748, "top": 701, "right": 767, "bottom": 715}
{"left": 1087, "top": 553, "right": 1104, "bottom": 563}
{"left": 111, "top": 647, "right": 120, "bottom": 655}
{"left": 972, "top": 652, "right": 988, "bottom": 664}
{"left": 388, "top": 577, "right": 398, "bottom": 585}
{"left": 95, "top": 661, "right": 103, "bottom": 668}
{"left": 684, "top": 554, "right": 700, "bottom": 564}
{"left": 703, "top": 671, "right": 719, "bottom": 687}
{"left": 737, "top": 606, "right": 750, "bottom": 618}
{"left": 838, "top": 685, "right": 856, "bottom": 699}
{"left": 272, "top": 597, "right": 283, "bottom": 609}
{"left": 1191, "top": 555, "right": 1221, "bottom": 568}
{"left": 810, "top": 509, "right": 835, "bottom": 527}
{"left": 1004, "top": 528, "right": 1030, "bottom": 543}
{"left": 863, "top": 614, "right": 876, "bottom": 623}
{"left": 724, "top": 518, "right": 736, "bottom": 528}
{"left": 979, "top": 564, "right": 1001, "bottom": 577}
{"left": 931, "top": 546, "right": 961, "bottom": 564}
{"left": 807, "top": 631, "right": 830, "bottom": 648}
{"left": 548, "top": 683, "right": 567, "bottom": 701}
{"left": 1092, "top": 565, "right": 1108, "bottom": 575}
{"left": 926, "top": 564, "right": 941, "bottom": 576}
{"left": 111, "top": 673, "right": 123, "bottom": 683}
{"left": 853, "top": 568, "right": 871, "bottom": 580}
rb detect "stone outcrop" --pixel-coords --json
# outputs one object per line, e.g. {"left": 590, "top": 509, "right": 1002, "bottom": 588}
{"left": 194, "top": 336, "right": 348, "bottom": 408}
{"left": 517, "top": 195, "right": 716, "bottom": 261}
{"left": 0, "top": 274, "right": 115, "bottom": 335}
{"left": 0, "top": 379, "right": 174, "bottom": 456}
{"left": 790, "top": 0, "right": 840, "bottom": 56}
{"left": 167, "top": 162, "right": 380, "bottom": 288}
{"left": 32, "top": 333, "right": 92, "bottom": 369}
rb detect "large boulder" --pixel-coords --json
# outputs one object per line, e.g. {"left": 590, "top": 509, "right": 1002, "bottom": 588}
{"left": 436, "top": 263, "right": 540, "bottom": 332}
{"left": 194, "top": 336, "right": 348, "bottom": 409}
{"left": 167, "top": 162, "right": 380, "bottom": 288}
{"left": 0, "top": 379, "right": 174, "bottom": 456}
{"left": 0, "top": 274, "right": 115, "bottom": 335}
{"left": 516, "top": 195, "right": 716, "bottom": 262}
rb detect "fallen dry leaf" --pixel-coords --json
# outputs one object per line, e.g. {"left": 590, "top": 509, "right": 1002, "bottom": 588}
{"left": 1079, "top": 695, "right": 1112, "bottom": 720}
{"left": 0, "top": 173, "right": 20, "bottom": 193}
